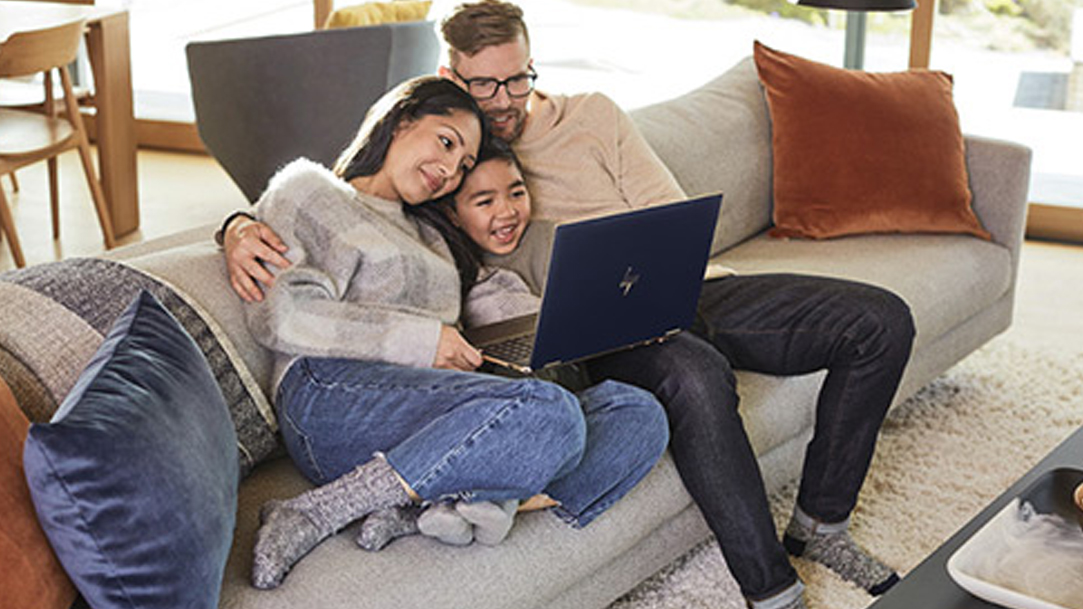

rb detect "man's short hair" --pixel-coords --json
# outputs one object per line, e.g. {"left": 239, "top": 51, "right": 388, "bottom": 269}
{"left": 441, "top": 0, "right": 530, "bottom": 64}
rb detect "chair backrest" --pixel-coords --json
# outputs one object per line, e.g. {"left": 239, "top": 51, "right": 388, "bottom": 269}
{"left": 0, "top": 20, "right": 84, "bottom": 79}
{"left": 185, "top": 21, "right": 440, "bottom": 203}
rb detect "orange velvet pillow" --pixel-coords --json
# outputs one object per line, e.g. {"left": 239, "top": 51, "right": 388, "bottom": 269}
{"left": 753, "top": 41, "right": 990, "bottom": 240}
{"left": 0, "top": 375, "right": 77, "bottom": 609}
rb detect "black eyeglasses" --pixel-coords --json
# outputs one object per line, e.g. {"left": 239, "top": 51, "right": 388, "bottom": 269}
{"left": 452, "top": 67, "right": 537, "bottom": 101}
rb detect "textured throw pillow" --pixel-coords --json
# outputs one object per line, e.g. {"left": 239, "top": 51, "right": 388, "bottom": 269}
{"left": 23, "top": 291, "right": 239, "bottom": 609}
{"left": 324, "top": 0, "right": 432, "bottom": 29}
{"left": 0, "top": 375, "right": 77, "bottom": 609}
{"left": 1, "top": 258, "right": 278, "bottom": 477}
{"left": 753, "top": 41, "right": 991, "bottom": 240}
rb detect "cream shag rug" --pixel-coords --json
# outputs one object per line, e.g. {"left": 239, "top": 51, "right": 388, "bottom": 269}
{"left": 610, "top": 338, "right": 1083, "bottom": 609}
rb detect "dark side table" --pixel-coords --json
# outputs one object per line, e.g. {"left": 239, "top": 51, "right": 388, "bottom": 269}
{"left": 868, "top": 425, "right": 1083, "bottom": 609}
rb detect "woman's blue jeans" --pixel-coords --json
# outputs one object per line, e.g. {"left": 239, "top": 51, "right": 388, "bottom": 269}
{"left": 275, "top": 358, "right": 668, "bottom": 528}
{"left": 586, "top": 273, "right": 915, "bottom": 600}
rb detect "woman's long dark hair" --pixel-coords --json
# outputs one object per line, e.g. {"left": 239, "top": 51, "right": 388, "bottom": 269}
{"left": 333, "top": 76, "right": 489, "bottom": 181}
{"left": 413, "top": 137, "right": 524, "bottom": 302}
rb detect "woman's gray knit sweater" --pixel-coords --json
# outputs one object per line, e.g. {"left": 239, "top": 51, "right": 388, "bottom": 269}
{"left": 245, "top": 159, "right": 541, "bottom": 391}
{"left": 246, "top": 159, "right": 462, "bottom": 389}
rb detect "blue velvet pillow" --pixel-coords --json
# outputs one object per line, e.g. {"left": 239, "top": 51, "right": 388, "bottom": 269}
{"left": 23, "top": 291, "right": 239, "bottom": 609}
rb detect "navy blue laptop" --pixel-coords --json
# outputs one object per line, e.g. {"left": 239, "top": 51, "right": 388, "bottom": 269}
{"left": 465, "top": 193, "right": 722, "bottom": 374}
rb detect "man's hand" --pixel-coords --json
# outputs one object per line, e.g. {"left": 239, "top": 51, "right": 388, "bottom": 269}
{"left": 434, "top": 325, "right": 483, "bottom": 371}
{"left": 223, "top": 216, "right": 290, "bottom": 303}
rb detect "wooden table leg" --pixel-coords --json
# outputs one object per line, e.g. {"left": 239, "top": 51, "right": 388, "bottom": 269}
{"left": 84, "top": 11, "right": 139, "bottom": 238}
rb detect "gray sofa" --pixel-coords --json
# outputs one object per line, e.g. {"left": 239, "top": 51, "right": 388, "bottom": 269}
{"left": 185, "top": 21, "right": 441, "bottom": 203}
{"left": 3, "top": 57, "right": 1030, "bottom": 608}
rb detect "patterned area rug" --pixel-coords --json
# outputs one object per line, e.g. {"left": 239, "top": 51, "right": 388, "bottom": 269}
{"left": 610, "top": 337, "right": 1083, "bottom": 609}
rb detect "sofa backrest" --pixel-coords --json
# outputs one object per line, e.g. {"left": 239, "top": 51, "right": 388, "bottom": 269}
{"left": 119, "top": 243, "right": 276, "bottom": 402}
{"left": 187, "top": 21, "right": 440, "bottom": 203}
{"left": 630, "top": 57, "right": 773, "bottom": 255}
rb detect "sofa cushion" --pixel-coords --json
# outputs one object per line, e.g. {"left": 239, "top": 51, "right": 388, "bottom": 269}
{"left": 715, "top": 232, "right": 1013, "bottom": 352}
{"left": 324, "top": 0, "right": 431, "bottom": 29}
{"left": 0, "top": 258, "right": 277, "bottom": 475}
{"left": 753, "top": 41, "right": 990, "bottom": 241}
{"left": 0, "top": 281, "right": 103, "bottom": 423}
{"left": 631, "top": 57, "right": 773, "bottom": 255}
{"left": 22, "top": 291, "right": 239, "bottom": 609}
{"left": 218, "top": 454, "right": 695, "bottom": 608}
{"left": 0, "top": 374, "right": 77, "bottom": 609}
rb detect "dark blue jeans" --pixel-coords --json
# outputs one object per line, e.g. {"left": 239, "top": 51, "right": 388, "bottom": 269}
{"left": 585, "top": 273, "right": 915, "bottom": 600}
{"left": 275, "top": 359, "right": 668, "bottom": 528}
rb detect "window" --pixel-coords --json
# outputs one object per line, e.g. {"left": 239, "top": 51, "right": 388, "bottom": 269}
{"left": 113, "top": 0, "right": 1081, "bottom": 226}
{"left": 524, "top": 0, "right": 1081, "bottom": 232}
{"left": 924, "top": 0, "right": 1083, "bottom": 216}
{"left": 508, "top": 0, "right": 915, "bottom": 109}
{"left": 94, "top": 0, "right": 311, "bottom": 122}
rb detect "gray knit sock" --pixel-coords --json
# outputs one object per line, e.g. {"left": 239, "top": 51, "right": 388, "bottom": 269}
{"left": 251, "top": 458, "right": 411, "bottom": 589}
{"left": 356, "top": 505, "right": 421, "bottom": 551}
{"left": 417, "top": 502, "right": 474, "bottom": 546}
{"left": 782, "top": 508, "right": 899, "bottom": 595}
{"left": 747, "top": 580, "right": 806, "bottom": 609}
{"left": 456, "top": 500, "right": 519, "bottom": 546}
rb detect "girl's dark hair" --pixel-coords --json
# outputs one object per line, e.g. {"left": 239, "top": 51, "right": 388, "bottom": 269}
{"left": 475, "top": 135, "right": 522, "bottom": 174}
{"left": 413, "top": 137, "right": 523, "bottom": 302}
{"left": 333, "top": 76, "right": 489, "bottom": 181}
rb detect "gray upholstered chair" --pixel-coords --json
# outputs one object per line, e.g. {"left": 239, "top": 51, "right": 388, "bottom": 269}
{"left": 185, "top": 21, "right": 440, "bottom": 202}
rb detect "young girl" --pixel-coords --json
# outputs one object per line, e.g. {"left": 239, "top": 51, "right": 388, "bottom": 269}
{"left": 246, "top": 77, "right": 668, "bottom": 589}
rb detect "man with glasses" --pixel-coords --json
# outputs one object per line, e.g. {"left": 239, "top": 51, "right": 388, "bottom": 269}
{"left": 436, "top": 1, "right": 685, "bottom": 224}
{"left": 445, "top": 65, "right": 536, "bottom": 140}
{"left": 219, "top": 2, "right": 912, "bottom": 608}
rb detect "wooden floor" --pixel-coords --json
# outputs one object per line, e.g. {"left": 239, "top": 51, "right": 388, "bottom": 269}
{"left": 0, "top": 149, "right": 245, "bottom": 264}
{"left": 1, "top": 148, "right": 1081, "bottom": 355}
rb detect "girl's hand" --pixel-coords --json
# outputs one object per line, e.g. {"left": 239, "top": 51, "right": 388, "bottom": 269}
{"left": 434, "top": 325, "right": 483, "bottom": 371}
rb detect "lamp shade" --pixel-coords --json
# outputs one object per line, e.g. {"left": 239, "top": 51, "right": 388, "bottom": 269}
{"left": 796, "top": 0, "right": 916, "bottom": 10}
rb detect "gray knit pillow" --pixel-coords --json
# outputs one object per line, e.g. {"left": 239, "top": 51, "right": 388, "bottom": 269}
{"left": 0, "top": 258, "right": 277, "bottom": 477}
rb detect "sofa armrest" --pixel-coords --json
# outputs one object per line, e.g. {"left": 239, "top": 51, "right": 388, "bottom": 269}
{"left": 964, "top": 134, "right": 1032, "bottom": 280}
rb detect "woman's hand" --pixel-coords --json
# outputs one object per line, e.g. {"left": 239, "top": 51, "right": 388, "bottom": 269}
{"left": 224, "top": 216, "right": 291, "bottom": 303}
{"left": 434, "top": 325, "right": 483, "bottom": 371}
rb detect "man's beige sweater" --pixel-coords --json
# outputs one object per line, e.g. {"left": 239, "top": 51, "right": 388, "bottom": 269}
{"left": 514, "top": 90, "right": 686, "bottom": 221}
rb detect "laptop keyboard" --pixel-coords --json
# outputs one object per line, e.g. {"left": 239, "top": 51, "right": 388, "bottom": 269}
{"left": 484, "top": 333, "right": 535, "bottom": 364}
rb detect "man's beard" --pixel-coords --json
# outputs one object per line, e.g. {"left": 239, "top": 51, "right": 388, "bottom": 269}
{"left": 488, "top": 108, "right": 524, "bottom": 142}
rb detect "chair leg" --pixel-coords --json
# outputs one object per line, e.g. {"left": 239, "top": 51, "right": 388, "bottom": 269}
{"left": 7, "top": 172, "right": 18, "bottom": 193}
{"left": 60, "top": 65, "right": 117, "bottom": 250}
{"left": 0, "top": 188, "right": 26, "bottom": 268}
{"left": 48, "top": 157, "right": 61, "bottom": 239}
{"left": 74, "top": 139, "right": 116, "bottom": 249}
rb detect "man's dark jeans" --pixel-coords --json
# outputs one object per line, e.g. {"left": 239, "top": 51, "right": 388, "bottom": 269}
{"left": 585, "top": 273, "right": 915, "bottom": 600}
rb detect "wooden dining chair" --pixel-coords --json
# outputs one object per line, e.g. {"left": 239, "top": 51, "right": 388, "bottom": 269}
{"left": 0, "top": 19, "right": 115, "bottom": 268}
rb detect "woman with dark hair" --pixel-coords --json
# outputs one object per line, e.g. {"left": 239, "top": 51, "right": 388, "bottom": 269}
{"left": 245, "top": 77, "right": 668, "bottom": 589}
